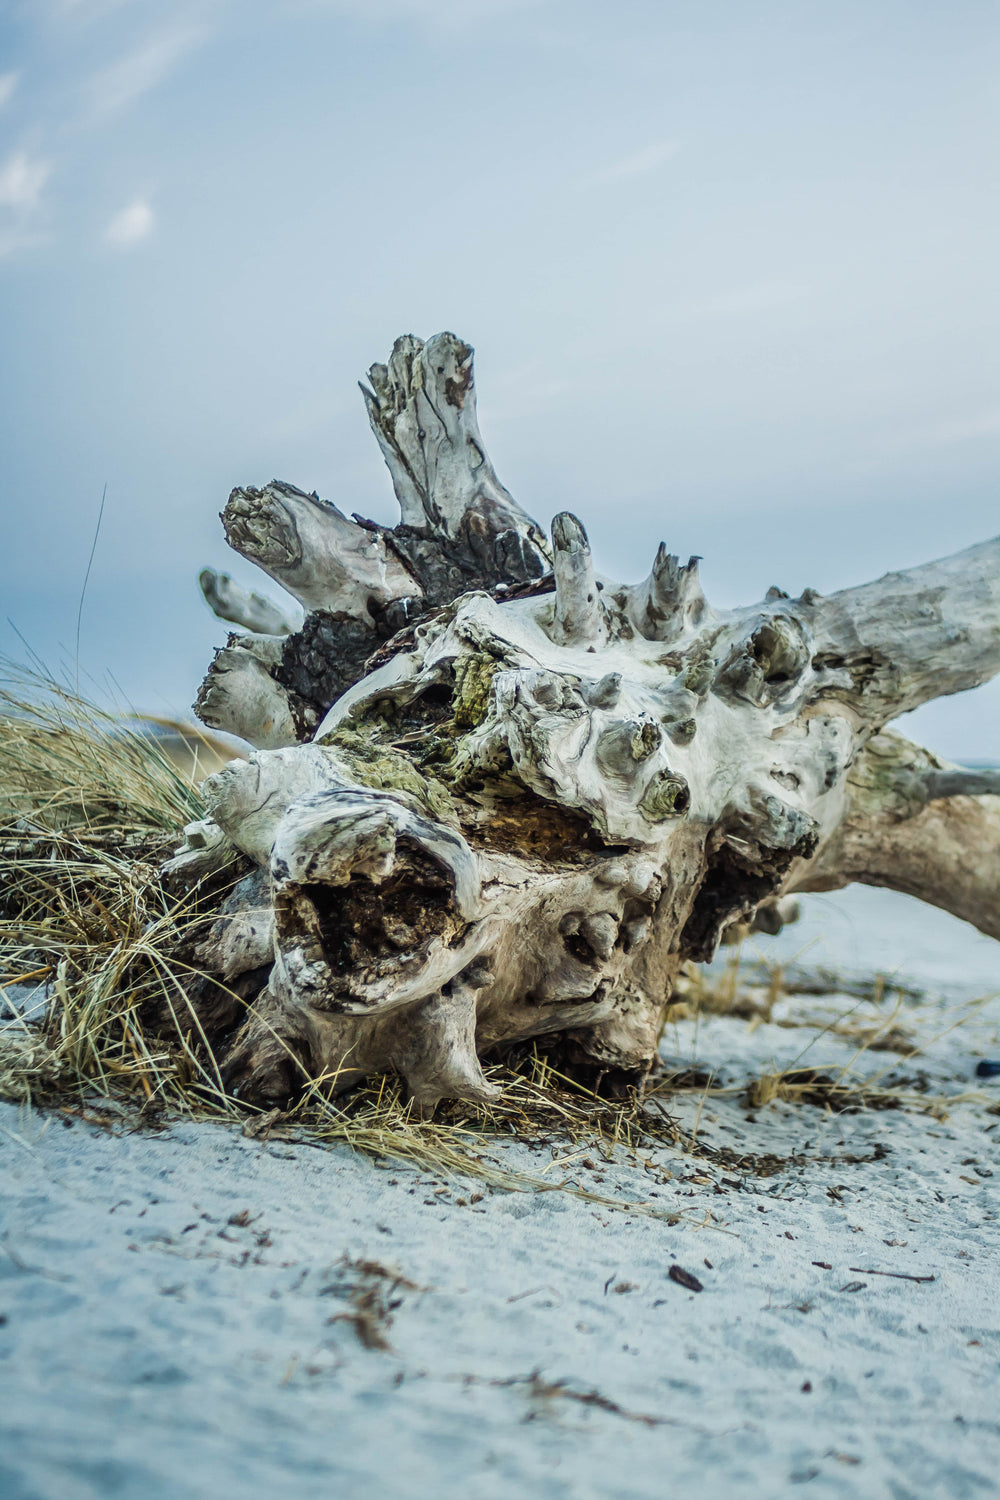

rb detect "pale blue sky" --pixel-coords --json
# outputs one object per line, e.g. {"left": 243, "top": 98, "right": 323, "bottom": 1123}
{"left": 1, "top": 0, "right": 997, "bottom": 755}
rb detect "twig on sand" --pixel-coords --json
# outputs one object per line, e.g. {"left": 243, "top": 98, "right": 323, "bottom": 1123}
{"left": 462, "top": 1370, "right": 676, "bottom": 1429}
{"left": 847, "top": 1268, "right": 936, "bottom": 1283}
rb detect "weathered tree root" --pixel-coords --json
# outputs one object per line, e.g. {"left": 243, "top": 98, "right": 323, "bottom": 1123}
{"left": 175, "top": 330, "right": 1000, "bottom": 1110}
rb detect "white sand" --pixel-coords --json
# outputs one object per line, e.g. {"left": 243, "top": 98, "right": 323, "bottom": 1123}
{"left": 2, "top": 886, "right": 998, "bottom": 1500}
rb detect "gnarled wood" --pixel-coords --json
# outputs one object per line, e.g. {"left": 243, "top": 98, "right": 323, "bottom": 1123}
{"left": 179, "top": 329, "right": 1000, "bottom": 1110}
{"left": 624, "top": 547, "right": 705, "bottom": 643}
{"left": 550, "top": 512, "right": 608, "bottom": 646}
{"left": 808, "top": 538, "right": 1000, "bottom": 727}
{"left": 194, "top": 634, "right": 299, "bottom": 749}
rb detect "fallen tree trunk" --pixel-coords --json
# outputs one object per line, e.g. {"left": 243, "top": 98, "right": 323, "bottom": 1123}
{"left": 787, "top": 729, "right": 1000, "bottom": 940}
{"left": 173, "top": 330, "right": 1000, "bottom": 1108}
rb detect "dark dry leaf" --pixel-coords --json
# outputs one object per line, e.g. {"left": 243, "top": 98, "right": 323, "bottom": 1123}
{"left": 668, "top": 1264, "right": 703, "bottom": 1293}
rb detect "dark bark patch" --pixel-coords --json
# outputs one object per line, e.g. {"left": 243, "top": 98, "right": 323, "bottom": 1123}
{"left": 464, "top": 790, "right": 621, "bottom": 863}
{"left": 277, "top": 611, "right": 380, "bottom": 731}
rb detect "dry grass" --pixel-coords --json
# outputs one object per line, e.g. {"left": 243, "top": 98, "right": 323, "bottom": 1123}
{"left": 1, "top": 660, "right": 223, "bottom": 1109}
{"left": 0, "top": 658, "right": 209, "bottom": 835}
{"left": 667, "top": 918, "right": 997, "bottom": 1122}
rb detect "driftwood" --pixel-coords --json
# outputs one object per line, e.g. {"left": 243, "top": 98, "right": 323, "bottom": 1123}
{"left": 177, "top": 330, "right": 1000, "bottom": 1109}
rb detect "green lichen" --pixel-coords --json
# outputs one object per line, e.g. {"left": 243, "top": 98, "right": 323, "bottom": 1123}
{"left": 325, "top": 723, "right": 461, "bottom": 826}
{"left": 452, "top": 652, "right": 499, "bottom": 729}
{"left": 630, "top": 721, "right": 662, "bottom": 761}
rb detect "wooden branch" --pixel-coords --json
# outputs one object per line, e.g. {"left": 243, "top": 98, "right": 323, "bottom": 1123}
{"left": 809, "top": 534, "right": 1000, "bottom": 726}
{"left": 923, "top": 766, "right": 1000, "bottom": 800}
{"left": 790, "top": 730, "right": 1000, "bottom": 940}
{"left": 550, "top": 512, "right": 608, "bottom": 646}
{"left": 199, "top": 568, "right": 302, "bottom": 637}
{"left": 222, "top": 480, "right": 419, "bottom": 623}
{"left": 362, "top": 332, "right": 550, "bottom": 591}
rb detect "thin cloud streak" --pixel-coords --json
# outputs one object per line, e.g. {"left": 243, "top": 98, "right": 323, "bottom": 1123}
{"left": 0, "top": 73, "right": 18, "bottom": 109}
{"left": 898, "top": 409, "right": 1000, "bottom": 449}
{"left": 928, "top": 410, "right": 1000, "bottom": 444}
{"left": 586, "top": 138, "right": 680, "bottom": 186}
{"left": 84, "top": 24, "right": 206, "bottom": 119}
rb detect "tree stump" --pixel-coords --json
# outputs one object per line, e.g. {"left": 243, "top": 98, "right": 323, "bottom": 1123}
{"left": 175, "top": 330, "right": 1000, "bottom": 1109}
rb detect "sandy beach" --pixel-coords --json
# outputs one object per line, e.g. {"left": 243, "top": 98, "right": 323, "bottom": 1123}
{"left": 1, "top": 885, "right": 998, "bottom": 1499}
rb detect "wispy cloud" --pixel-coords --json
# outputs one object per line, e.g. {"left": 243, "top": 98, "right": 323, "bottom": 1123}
{"left": 0, "top": 150, "right": 52, "bottom": 257}
{"left": 586, "top": 138, "right": 681, "bottom": 187}
{"left": 0, "top": 152, "right": 50, "bottom": 210}
{"left": 922, "top": 409, "right": 1000, "bottom": 445}
{"left": 870, "top": 406, "right": 1000, "bottom": 463}
{"left": 303, "top": 0, "right": 540, "bottom": 23}
{"left": 104, "top": 196, "right": 154, "bottom": 247}
{"left": 0, "top": 73, "right": 18, "bottom": 110}
{"left": 85, "top": 24, "right": 205, "bottom": 119}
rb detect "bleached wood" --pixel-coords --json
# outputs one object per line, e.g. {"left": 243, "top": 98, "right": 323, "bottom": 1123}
{"left": 362, "top": 332, "right": 549, "bottom": 584}
{"left": 549, "top": 512, "right": 608, "bottom": 646}
{"left": 809, "top": 535, "right": 1000, "bottom": 726}
{"left": 789, "top": 730, "right": 1000, "bottom": 940}
{"left": 222, "top": 480, "right": 419, "bottom": 623}
{"left": 193, "top": 633, "right": 303, "bottom": 750}
{"left": 624, "top": 547, "right": 705, "bottom": 643}
{"left": 169, "top": 328, "right": 1000, "bottom": 1109}
{"left": 199, "top": 567, "right": 302, "bottom": 637}
{"left": 161, "top": 818, "right": 235, "bottom": 882}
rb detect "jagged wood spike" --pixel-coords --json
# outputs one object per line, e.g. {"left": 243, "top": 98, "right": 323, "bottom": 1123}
{"left": 626, "top": 546, "right": 705, "bottom": 643}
